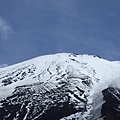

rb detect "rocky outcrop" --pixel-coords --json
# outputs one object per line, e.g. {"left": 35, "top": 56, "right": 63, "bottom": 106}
{"left": 101, "top": 87, "right": 120, "bottom": 120}
{"left": 0, "top": 80, "right": 89, "bottom": 120}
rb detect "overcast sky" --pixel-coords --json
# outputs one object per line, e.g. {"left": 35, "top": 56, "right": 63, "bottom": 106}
{"left": 0, "top": 0, "right": 120, "bottom": 65}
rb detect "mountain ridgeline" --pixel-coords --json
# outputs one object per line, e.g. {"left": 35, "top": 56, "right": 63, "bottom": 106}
{"left": 0, "top": 53, "right": 120, "bottom": 120}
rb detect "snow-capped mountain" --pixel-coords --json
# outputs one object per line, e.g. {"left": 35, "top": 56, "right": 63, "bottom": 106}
{"left": 0, "top": 53, "right": 120, "bottom": 120}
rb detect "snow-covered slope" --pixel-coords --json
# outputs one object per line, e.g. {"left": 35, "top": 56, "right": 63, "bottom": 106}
{"left": 0, "top": 53, "right": 120, "bottom": 120}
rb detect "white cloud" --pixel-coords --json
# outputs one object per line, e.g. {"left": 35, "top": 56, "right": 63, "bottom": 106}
{"left": 0, "top": 16, "right": 13, "bottom": 39}
{"left": 0, "top": 64, "right": 8, "bottom": 68}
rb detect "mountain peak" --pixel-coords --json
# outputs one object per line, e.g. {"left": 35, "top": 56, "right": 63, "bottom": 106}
{"left": 0, "top": 53, "right": 120, "bottom": 120}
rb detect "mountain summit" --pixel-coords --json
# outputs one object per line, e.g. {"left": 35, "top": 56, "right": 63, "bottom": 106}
{"left": 0, "top": 53, "right": 120, "bottom": 120}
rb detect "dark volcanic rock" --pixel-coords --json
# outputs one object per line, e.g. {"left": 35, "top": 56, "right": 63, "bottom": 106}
{"left": 101, "top": 87, "right": 120, "bottom": 120}
{"left": 0, "top": 82, "right": 87, "bottom": 120}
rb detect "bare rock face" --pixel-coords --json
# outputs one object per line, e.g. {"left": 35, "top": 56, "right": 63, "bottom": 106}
{"left": 101, "top": 87, "right": 120, "bottom": 120}
{"left": 0, "top": 78, "right": 89, "bottom": 120}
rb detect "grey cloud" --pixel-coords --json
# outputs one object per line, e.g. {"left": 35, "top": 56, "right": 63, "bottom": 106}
{"left": 0, "top": 16, "right": 13, "bottom": 39}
